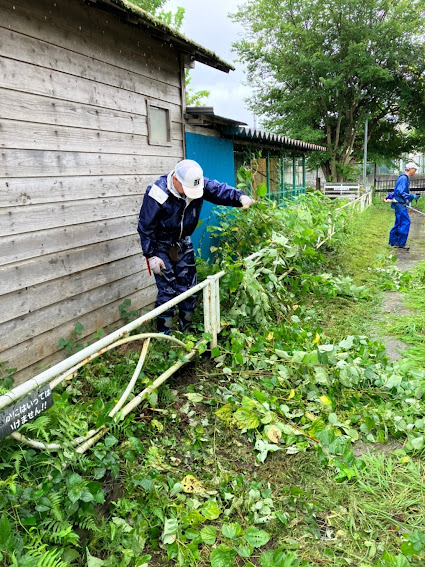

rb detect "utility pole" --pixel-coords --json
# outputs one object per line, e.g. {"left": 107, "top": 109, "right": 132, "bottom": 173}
{"left": 363, "top": 118, "right": 368, "bottom": 187}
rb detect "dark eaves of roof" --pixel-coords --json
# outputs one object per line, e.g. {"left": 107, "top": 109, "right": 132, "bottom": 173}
{"left": 185, "top": 108, "right": 326, "bottom": 152}
{"left": 185, "top": 107, "right": 247, "bottom": 127}
{"left": 91, "top": 0, "right": 235, "bottom": 73}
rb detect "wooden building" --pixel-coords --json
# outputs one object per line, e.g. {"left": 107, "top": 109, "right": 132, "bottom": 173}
{"left": 0, "top": 0, "right": 233, "bottom": 385}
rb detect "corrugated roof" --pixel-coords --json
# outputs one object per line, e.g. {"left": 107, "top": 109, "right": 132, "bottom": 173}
{"left": 233, "top": 126, "right": 326, "bottom": 152}
{"left": 93, "top": 0, "right": 235, "bottom": 73}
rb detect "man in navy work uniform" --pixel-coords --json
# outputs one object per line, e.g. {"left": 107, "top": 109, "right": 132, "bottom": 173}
{"left": 137, "top": 159, "right": 254, "bottom": 334}
{"left": 388, "top": 162, "right": 420, "bottom": 251}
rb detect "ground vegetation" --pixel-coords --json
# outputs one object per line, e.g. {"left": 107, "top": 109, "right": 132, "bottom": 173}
{"left": 1, "top": 186, "right": 425, "bottom": 566}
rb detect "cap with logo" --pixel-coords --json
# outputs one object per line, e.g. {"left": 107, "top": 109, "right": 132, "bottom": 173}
{"left": 405, "top": 161, "right": 419, "bottom": 171}
{"left": 174, "top": 159, "right": 204, "bottom": 199}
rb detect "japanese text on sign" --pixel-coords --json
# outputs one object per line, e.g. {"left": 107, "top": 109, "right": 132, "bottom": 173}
{"left": 0, "top": 385, "right": 54, "bottom": 441}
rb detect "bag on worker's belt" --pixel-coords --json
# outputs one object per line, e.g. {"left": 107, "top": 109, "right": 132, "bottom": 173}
{"left": 168, "top": 245, "right": 179, "bottom": 264}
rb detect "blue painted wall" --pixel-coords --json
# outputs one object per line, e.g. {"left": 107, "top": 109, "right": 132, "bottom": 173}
{"left": 185, "top": 133, "right": 236, "bottom": 261}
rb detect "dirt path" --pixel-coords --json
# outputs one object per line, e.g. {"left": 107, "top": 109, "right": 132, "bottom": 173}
{"left": 381, "top": 208, "right": 425, "bottom": 361}
{"left": 392, "top": 207, "right": 425, "bottom": 271}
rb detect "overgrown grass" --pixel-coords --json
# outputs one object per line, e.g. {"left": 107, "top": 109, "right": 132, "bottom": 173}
{"left": 313, "top": 199, "right": 397, "bottom": 340}
{"left": 258, "top": 451, "right": 425, "bottom": 566}
{"left": 385, "top": 261, "right": 425, "bottom": 367}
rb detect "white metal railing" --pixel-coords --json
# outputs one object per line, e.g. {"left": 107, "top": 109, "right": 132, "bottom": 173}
{"left": 316, "top": 190, "right": 372, "bottom": 249}
{"left": 0, "top": 192, "right": 372, "bottom": 450}
{"left": 0, "top": 273, "right": 224, "bottom": 452}
{"left": 0, "top": 272, "right": 224, "bottom": 412}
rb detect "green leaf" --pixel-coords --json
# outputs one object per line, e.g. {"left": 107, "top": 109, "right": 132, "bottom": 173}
{"left": 233, "top": 408, "right": 260, "bottom": 430}
{"left": 244, "top": 526, "right": 270, "bottom": 547}
{"left": 260, "top": 549, "right": 302, "bottom": 567}
{"left": 104, "top": 436, "right": 118, "bottom": 448}
{"left": 162, "top": 518, "right": 179, "bottom": 545}
{"left": 235, "top": 541, "right": 254, "bottom": 557}
{"left": 210, "top": 545, "right": 237, "bottom": 567}
{"left": 0, "top": 514, "right": 11, "bottom": 546}
{"left": 87, "top": 550, "right": 105, "bottom": 567}
{"left": 68, "top": 472, "right": 83, "bottom": 487}
{"left": 256, "top": 184, "right": 267, "bottom": 197}
{"left": 410, "top": 436, "right": 424, "bottom": 451}
{"left": 234, "top": 352, "right": 244, "bottom": 365}
{"left": 221, "top": 522, "right": 242, "bottom": 539}
{"left": 184, "top": 393, "right": 204, "bottom": 403}
{"left": 202, "top": 500, "right": 221, "bottom": 520}
{"left": 318, "top": 344, "right": 334, "bottom": 352}
{"left": 200, "top": 525, "right": 217, "bottom": 545}
{"left": 112, "top": 516, "right": 133, "bottom": 533}
{"left": 339, "top": 336, "right": 355, "bottom": 349}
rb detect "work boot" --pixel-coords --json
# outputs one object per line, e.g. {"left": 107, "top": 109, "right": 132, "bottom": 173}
{"left": 156, "top": 316, "right": 173, "bottom": 334}
{"left": 398, "top": 245, "right": 410, "bottom": 251}
{"left": 178, "top": 310, "right": 194, "bottom": 332}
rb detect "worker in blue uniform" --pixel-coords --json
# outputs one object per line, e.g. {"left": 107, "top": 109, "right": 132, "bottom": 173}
{"left": 137, "top": 159, "right": 255, "bottom": 334}
{"left": 388, "top": 162, "right": 420, "bottom": 250}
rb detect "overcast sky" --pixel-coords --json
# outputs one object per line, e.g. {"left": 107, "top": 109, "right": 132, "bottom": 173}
{"left": 164, "top": 0, "right": 256, "bottom": 128}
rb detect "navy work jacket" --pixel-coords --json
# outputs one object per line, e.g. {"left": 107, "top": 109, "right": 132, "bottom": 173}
{"left": 391, "top": 173, "right": 414, "bottom": 209}
{"left": 137, "top": 173, "right": 244, "bottom": 258}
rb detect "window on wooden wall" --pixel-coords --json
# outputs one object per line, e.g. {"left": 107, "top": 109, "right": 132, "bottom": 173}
{"left": 147, "top": 101, "right": 171, "bottom": 145}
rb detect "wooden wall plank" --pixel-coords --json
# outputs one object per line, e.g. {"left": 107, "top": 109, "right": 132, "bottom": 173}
{"left": 0, "top": 0, "right": 187, "bottom": 384}
{"left": 0, "top": 0, "right": 181, "bottom": 81}
{"left": 0, "top": 57, "right": 177, "bottom": 117}
{"left": 0, "top": 88, "right": 148, "bottom": 135}
{"left": 0, "top": 119, "right": 182, "bottom": 154}
{"left": 2, "top": 0, "right": 181, "bottom": 74}
{"left": 0, "top": 215, "right": 141, "bottom": 266}
{"left": 0, "top": 236, "right": 142, "bottom": 295}
{"left": 0, "top": 151, "right": 182, "bottom": 178}
{"left": 0, "top": 286, "right": 157, "bottom": 384}
{"left": 0, "top": 175, "right": 148, "bottom": 208}
{"left": 0, "top": 271, "right": 154, "bottom": 353}
{"left": 0, "top": 254, "right": 149, "bottom": 324}
{"left": 0, "top": 196, "right": 142, "bottom": 236}
{"left": 0, "top": 28, "right": 182, "bottom": 105}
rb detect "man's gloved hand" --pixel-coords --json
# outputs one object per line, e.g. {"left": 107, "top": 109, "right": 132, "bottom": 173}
{"left": 415, "top": 194, "right": 421, "bottom": 200}
{"left": 240, "top": 195, "right": 255, "bottom": 210}
{"left": 148, "top": 256, "right": 165, "bottom": 275}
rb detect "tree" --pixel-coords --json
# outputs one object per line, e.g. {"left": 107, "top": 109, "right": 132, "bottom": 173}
{"left": 128, "top": 0, "right": 210, "bottom": 106}
{"left": 185, "top": 70, "right": 210, "bottom": 106}
{"left": 128, "top": 0, "right": 185, "bottom": 28}
{"left": 232, "top": 0, "right": 425, "bottom": 180}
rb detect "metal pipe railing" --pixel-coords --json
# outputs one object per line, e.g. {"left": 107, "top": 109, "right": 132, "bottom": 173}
{"left": 0, "top": 272, "right": 224, "bottom": 411}
{"left": 1, "top": 271, "right": 224, "bottom": 449}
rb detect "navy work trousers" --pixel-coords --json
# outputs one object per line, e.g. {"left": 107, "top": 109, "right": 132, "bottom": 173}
{"left": 153, "top": 238, "right": 197, "bottom": 316}
{"left": 389, "top": 204, "right": 411, "bottom": 247}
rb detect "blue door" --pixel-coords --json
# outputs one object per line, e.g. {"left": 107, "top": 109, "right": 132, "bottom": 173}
{"left": 185, "top": 133, "right": 235, "bottom": 261}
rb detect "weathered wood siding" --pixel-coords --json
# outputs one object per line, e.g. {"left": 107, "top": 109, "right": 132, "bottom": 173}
{"left": 0, "top": 0, "right": 185, "bottom": 385}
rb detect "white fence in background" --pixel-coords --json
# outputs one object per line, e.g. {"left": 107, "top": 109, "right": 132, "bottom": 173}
{"left": 324, "top": 182, "right": 361, "bottom": 200}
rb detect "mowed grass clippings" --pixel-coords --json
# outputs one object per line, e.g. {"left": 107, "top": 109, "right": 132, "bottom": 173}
{"left": 253, "top": 451, "right": 425, "bottom": 566}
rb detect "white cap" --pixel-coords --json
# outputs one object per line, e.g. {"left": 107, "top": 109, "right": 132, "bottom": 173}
{"left": 174, "top": 159, "right": 204, "bottom": 199}
{"left": 405, "top": 161, "right": 419, "bottom": 171}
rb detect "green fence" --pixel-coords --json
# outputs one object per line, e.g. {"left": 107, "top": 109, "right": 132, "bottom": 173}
{"left": 234, "top": 147, "right": 306, "bottom": 203}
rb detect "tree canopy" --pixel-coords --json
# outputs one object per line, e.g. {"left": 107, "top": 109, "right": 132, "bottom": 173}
{"left": 232, "top": 0, "right": 425, "bottom": 180}
{"left": 129, "top": 0, "right": 210, "bottom": 106}
{"left": 128, "top": 0, "right": 185, "bottom": 29}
